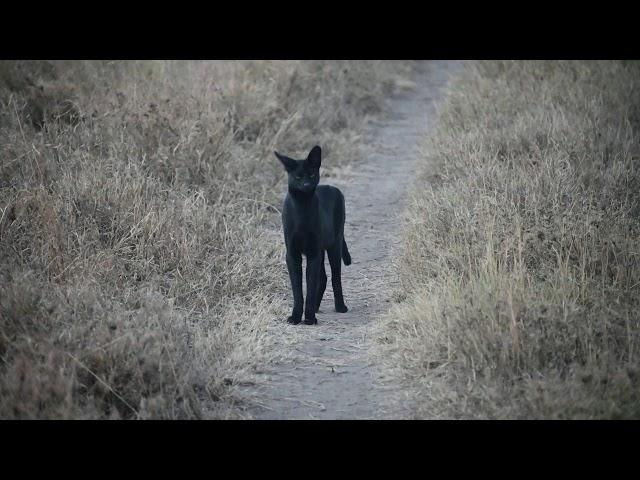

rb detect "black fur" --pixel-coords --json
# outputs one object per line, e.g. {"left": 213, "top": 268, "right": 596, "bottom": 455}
{"left": 275, "top": 145, "right": 350, "bottom": 325}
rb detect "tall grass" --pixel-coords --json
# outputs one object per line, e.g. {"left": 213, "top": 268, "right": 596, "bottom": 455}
{"left": 374, "top": 61, "right": 640, "bottom": 419}
{"left": 0, "top": 60, "right": 411, "bottom": 418}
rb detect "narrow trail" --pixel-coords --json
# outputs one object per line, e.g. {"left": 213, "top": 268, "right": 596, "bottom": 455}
{"left": 242, "top": 61, "right": 461, "bottom": 419}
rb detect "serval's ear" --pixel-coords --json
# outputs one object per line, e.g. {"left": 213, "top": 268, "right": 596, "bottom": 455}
{"left": 307, "top": 145, "right": 321, "bottom": 168}
{"left": 275, "top": 151, "right": 297, "bottom": 172}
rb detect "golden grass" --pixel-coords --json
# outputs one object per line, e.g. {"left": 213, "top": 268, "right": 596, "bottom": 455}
{"left": 373, "top": 60, "right": 640, "bottom": 419}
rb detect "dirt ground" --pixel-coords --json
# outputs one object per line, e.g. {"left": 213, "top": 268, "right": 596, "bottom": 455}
{"left": 238, "top": 60, "right": 462, "bottom": 419}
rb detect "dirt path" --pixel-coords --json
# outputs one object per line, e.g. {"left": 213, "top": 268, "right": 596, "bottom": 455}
{"left": 240, "top": 60, "right": 461, "bottom": 419}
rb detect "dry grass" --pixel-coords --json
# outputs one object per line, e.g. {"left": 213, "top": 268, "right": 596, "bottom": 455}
{"left": 373, "top": 60, "right": 640, "bottom": 419}
{"left": 0, "top": 60, "right": 412, "bottom": 419}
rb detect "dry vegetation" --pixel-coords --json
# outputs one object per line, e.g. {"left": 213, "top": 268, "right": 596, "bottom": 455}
{"left": 0, "top": 60, "right": 411, "bottom": 419}
{"left": 374, "top": 61, "right": 640, "bottom": 419}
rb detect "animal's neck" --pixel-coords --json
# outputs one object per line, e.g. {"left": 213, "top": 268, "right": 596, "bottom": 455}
{"left": 288, "top": 187, "right": 316, "bottom": 204}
